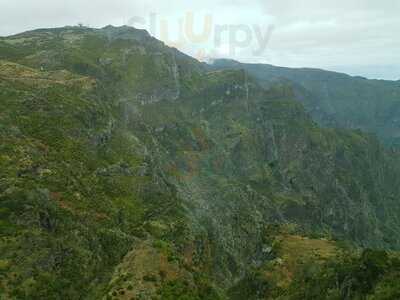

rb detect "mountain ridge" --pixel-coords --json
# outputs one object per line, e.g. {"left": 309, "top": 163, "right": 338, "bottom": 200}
{"left": 210, "top": 58, "right": 399, "bottom": 82}
{"left": 210, "top": 58, "right": 400, "bottom": 148}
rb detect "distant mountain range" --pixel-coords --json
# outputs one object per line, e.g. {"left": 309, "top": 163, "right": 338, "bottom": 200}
{"left": 210, "top": 59, "right": 400, "bottom": 148}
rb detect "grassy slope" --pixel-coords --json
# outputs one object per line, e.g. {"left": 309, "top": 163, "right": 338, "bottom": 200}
{"left": 0, "top": 60, "right": 195, "bottom": 299}
{"left": 228, "top": 225, "right": 400, "bottom": 300}
{"left": 0, "top": 28, "right": 221, "bottom": 299}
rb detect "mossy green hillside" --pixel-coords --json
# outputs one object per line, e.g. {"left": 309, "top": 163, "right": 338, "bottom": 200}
{"left": 1, "top": 26, "right": 400, "bottom": 299}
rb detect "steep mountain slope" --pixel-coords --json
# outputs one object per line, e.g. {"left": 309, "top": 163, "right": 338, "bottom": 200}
{"left": 211, "top": 59, "right": 400, "bottom": 147}
{"left": 1, "top": 26, "right": 400, "bottom": 299}
{"left": 0, "top": 59, "right": 206, "bottom": 299}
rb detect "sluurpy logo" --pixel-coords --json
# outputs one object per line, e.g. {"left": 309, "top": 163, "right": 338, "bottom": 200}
{"left": 127, "top": 11, "right": 274, "bottom": 61}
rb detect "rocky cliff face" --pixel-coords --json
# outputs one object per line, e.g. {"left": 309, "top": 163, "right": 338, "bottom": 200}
{"left": 132, "top": 66, "right": 400, "bottom": 288}
{"left": 1, "top": 26, "right": 400, "bottom": 299}
{"left": 211, "top": 59, "right": 400, "bottom": 148}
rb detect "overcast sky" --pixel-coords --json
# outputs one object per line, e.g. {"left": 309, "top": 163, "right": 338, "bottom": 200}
{"left": 1, "top": 0, "right": 399, "bottom": 79}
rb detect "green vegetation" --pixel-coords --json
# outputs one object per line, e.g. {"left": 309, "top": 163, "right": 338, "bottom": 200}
{"left": 0, "top": 59, "right": 184, "bottom": 298}
{"left": 288, "top": 249, "right": 400, "bottom": 299}
{"left": 1, "top": 26, "right": 400, "bottom": 299}
{"left": 211, "top": 59, "right": 400, "bottom": 148}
